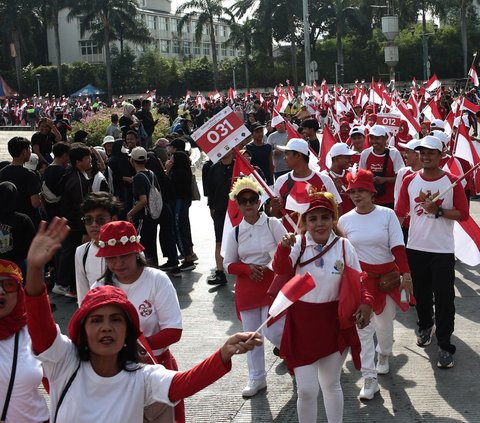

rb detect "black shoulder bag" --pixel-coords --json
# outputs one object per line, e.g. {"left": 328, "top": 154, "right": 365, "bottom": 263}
{"left": 373, "top": 148, "right": 390, "bottom": 197}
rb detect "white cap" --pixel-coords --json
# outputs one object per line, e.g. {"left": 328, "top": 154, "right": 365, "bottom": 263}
{"left": 24, "top": 153, "right": 39, "bottom": 171}
{"left": 102, "top": 135, "right": 115, "bottom": 146}
{"left": 398, "top": 139, "right": 422, "bottom": 150}
{"left": 329, "top": 142, "right": 356, "bottom": 158}
{"left": 430, "top": 130, "right": 450, "bottom": 147}
{"left": 369, "top": 125, "right": 388, "bottom": 137}
{"left": 277, "top": 138, "right": 310, "bottom": 155}
{"left": 430, "top": 119, "right": 445, "bottom": 130}
{"left": 415, "top": 135, "right": 443, "bottom": 152}
{"left": 130, "top": 147, "right": 148, "bottom": 162}
{"left": 349, "top": 126, "right": 365, "bottom": 137}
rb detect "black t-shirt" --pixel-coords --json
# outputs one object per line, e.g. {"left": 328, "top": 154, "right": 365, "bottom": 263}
{"left": 132, "top": 170, "right": 161, "bottom": 217}
{"left": 245, "top": 142, "right": 273, "bottom": 185}
{"left": 43, "top": 164, "right": 68, "bottom": 196}
{"left": 0, "top": 165, "right": 41, "bottom": 219}
{"left": 53, "top": 118, "right": 71, "bottom": 141}
{"left": 31, "top": 132, "right": 55, "bottom": 163}
{"left": 0, "top": 213, "right": 35, "bottom": 265}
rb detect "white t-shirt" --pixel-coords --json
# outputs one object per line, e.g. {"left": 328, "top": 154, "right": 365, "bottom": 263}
{"left": 223, "top": 214, "right": 287, "bottom": 271}
{"left": 393, "top": 166, "right": 414, "bottom": 206}
{"left": 338, "top": 206, "right": 405, "bottom": 265}
{"left": 0, "top": 327, "right": 49, "bottom": 423}
{"left": 75, "top": 242, "right": 105, "bottom": 305}
{"left": 95, "top": 267, "right": 182, "bottom": 356}
{"left": 37, "top": 328, "right": 177, "bottom": 423}
{"left": 267, "top": 131, "right": 289, "bottom": 173}
{"left": 288, "top": 232, "right": 361, "bottom": 304}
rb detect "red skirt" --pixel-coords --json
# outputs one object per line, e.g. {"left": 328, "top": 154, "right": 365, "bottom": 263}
{"left": 235, "top": 270, "right": 273, "bottom": 320}
{"left": 280, "top": 300, "right": 361, "bottom": 374}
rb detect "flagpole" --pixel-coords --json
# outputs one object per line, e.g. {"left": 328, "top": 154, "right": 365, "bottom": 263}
{"left": 465, "top": 52, "right": 478, "bottom": 93}
{"left": 431, "top": 161, "right": 480, "bottom": 202}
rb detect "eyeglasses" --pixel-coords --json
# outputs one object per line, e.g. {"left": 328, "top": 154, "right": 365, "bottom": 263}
{"left": 237, "top": 196, "right": 259, "bottom": 206}
{"left": 81, "top": 215, "right": 110, "bottom": 226}
{"left": 0, "top": 279, "right": 19, "bottom": 293}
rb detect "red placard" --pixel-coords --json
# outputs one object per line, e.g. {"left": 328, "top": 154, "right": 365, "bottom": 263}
{"left": 191, "top": 106, "right": 251, "bottom": 163}
{"left": 376, "top": 113, "right": 401, "bottom": 130}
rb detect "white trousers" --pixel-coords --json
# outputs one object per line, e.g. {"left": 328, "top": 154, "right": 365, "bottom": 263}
{"left": 358, "top": 295, "right": 397, "bottom": 378}
{"left": 240, "top": 306, "right": 285, "bottom": 380}
{"left": 294, "top": 350, "right": 348, "bottom": 423}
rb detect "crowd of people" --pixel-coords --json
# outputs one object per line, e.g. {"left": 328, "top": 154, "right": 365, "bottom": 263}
{"left": 0, "top": 77, "right": 479, "bottom": 423}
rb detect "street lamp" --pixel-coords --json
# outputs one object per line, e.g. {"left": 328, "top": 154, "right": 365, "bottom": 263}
{"left": 35, "top": 74, "right": 41, "bottom": 97}
{"left": 421, "top": 3, "right": 438, "bottom": 81}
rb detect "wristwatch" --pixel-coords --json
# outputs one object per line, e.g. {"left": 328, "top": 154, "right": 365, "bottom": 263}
{"left": 435, "top": 207, "right": 444, "bottom": 219}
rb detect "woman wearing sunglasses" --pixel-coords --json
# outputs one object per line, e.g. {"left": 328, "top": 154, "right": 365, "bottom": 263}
{"left": 0, "top": 259, "right": 49, "bottom": 423}
{"left": 24, "top": 218, "right": 262, "bottom": 423}
{"left": 223, "top": 177, "right": 287, "bottom": 397}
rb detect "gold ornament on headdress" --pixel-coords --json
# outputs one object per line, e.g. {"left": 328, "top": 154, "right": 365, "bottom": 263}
{"left": 0, "top": 261, "right": 23, "bottom": 281}
{"left": 229, "top": 175, "right": 264, "bottom": 200}
{"left": 306, "top": 187, "right": 339, "bottom": 221}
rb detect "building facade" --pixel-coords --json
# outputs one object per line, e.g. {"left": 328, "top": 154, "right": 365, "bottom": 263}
{"left": 46, "top": 0, "right": 240, "bottom": 65}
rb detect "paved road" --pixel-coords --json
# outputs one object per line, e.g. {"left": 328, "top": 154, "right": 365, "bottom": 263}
{"left": 1, "top": 130, "right": 480, "bottom": 422}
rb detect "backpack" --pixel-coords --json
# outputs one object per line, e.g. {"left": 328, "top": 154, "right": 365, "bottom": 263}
{"left": 139, "top": 171, "right": 163, "bottom": 219}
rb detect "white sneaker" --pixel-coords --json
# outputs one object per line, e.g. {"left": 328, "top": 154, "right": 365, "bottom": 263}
{"left": 376, "top": 354, "right": 390, "bottom": 375}
{"left": 359, "top": 377, "right": 379, "bottom": 400}
{"left": 241, "top": 378, "right": 267, "bottom": 397}
{"left": 52, "top": 284, "right": 77, "bottom": 298}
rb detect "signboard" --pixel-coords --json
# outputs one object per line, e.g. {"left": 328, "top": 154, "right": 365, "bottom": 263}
{"left": 191, "top": 106, "right": 251, "bottom": 163}
{"left": 376, "top": 113, "right": 401, "bottom": 131}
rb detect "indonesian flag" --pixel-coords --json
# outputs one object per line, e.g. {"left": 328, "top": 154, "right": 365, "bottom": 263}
{"left": 454, "top": 122, "right": 480, "bottom": 166}
{"left": 422, "top": 100, "right": 442, "bottom": 122}
{"left": 285, "top": 119, "right": 302, "bottom": 139}
{"left": 312, "top": 83, "right": 321, "bottom": 101}
{"left": 425, "top": 73, "right": 441, "bottom": 92}
{"left": 444, "top": 111, "right": 455, "bottom": 138}
{"left": 454, "top": 217, "right": 480, "bottom": 266}
{"left": 443, "top": 156, "right": 467, "bottom": 188}
{"left": 256, "top": 91, "right": 265, "bottom": 103}
{"left": 213, "top": 89, "right": 221, "bottom": 100}
{"left": 185, "top": 90, "right": 191, "bottom": 101}
{"left": 285, "top": 181, "right": 311, "bottom": 213}
{"left": 287, "top": 84, "right": 295, "bottom": 102}
{"left": 394, "top": 101, "right": 421, "bottom": 137}
{"left": 269, "top": 273, "right": 316, "bottom": 317}
{"left": 319, "top": 127, "right": 337, "bottom": 171}
{"left": 320, "top": 80, "right": 330, "bottom": 108}
{"left": 407, "top": 92, "right": 419, "bottom": 118}
{"left": 369, "top": 78, "right": 383, "bottom": 105}
{"left": 469, "top": 65, "right": 479, "bottom": 87}
{"left": 275, "top": 95, "right": 289, "bottom": 114}
{"left": 335, "top": 92, "right": 350, "bottom": 115}
{"left": 271, "top": 109, "right": 285, "bottom": 127}
{"left": 460, "top": 97, "right": 480, "bottom": 114}
{"left": 228, "top": 88, "right": 235, "bottom": 103}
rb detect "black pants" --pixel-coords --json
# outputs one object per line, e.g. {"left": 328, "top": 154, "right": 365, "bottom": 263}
{"left": 406, "top": 248, "right": 456, "bottom": 354}
{"left": 158, "top": 203, "right": 178, "bottom": 264}
{"left": 136, "top": 214, "right": 158, "bottom": 266}
{"left": 57, "top": 230, "right": 83, "bottom": 292}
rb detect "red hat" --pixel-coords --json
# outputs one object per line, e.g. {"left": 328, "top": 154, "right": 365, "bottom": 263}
{"left": 304, "top": 191, "right": 339, "bottom": 221}
{"left": 96, "top": 221, "right": 145, "bottom": 258}
{"left": 346, "top": 169, "right": 376, "bottom": 193}
{"left": 68, "top": 286, "right": 141, "bottom": 346}
{"left": 0, "top": 259, "right": 23, "bottom": 283}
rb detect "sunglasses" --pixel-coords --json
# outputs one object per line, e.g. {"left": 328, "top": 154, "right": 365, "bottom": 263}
{"left": 237, "top": 196, "right": 259, "bottom": 206}
{"left": 0, "top": 279, "right": 19, "bottom": 293}
{"left": 81, "top": 215, "right": 110, "bottom": 226}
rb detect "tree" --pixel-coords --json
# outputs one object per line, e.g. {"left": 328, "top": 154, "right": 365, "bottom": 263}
{"left": 227, "top": 19, "right": 254, "bottom": 88}
{"left": 176, "top": 0, "right": 234, "bottom": 89}
{"left": 67, "top": 0, "right": 150, "bottom": 102}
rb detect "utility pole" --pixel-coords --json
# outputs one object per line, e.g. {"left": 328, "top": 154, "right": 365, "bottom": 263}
{"left": 302, "top": 0, "right": 311, "bottom": 85}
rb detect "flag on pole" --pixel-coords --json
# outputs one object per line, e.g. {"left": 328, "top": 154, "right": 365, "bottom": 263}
{"left": 425, "top": 73, "right": 441, "bottom": 91}
{"left": 422, "top": 100, "right": 442, "bottom": 122}
{"left": 469, "top": 65, "right": 479, "bottom": 87}
{"left": 269, "top": 273, "right": 316, "bottom": 317}
{"left": 460, "top": 97, "right": 480, "bottom": 114}
{"left": 319, "top": 127, "right": 337, "bottom": 171}
{"left": 271, "top": 109, "right": 285, "bottom": 127}
{"left": 454, "top": 217, "right": 480, "bottom": 266}
{"left": 394, "top": 101, "right": 421, "bottom": 137}
{"left": 285, "top": 181, "right": 311, "bottom": 213}
{"left": 274, "top": 95, "right": 289, "bottom": 114}
{"left": 454, "top": 122, "right": 480, "bottom": 166}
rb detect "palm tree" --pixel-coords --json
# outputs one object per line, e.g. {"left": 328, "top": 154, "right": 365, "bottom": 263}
{"left": 176, "top": 0, "right": 234, "bottom": 89}
{"left": 67, "top": 0, "right": 150, "bottom": 102}
{"left": 0, "top": 0, "right": 39, "bottom": 91}
{"left": 43, "top": 0, "right": 69, "bottom": 95}
{"left": 227, "top": 19, "right": 254, "bottom": 88}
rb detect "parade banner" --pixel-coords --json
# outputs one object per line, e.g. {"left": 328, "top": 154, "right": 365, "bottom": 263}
{"left": 191, "top": 106, "right": 250, "bottom": 163}
{"left": 376, "top": 113, "right": 401, "bottom": 131}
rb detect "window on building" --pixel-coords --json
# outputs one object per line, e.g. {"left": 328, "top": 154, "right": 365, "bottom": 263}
{"left": 182, "top": 21, "right": 189, "bottom": 33}
{"left": 80, "top": 40, "right": 101, "bottom": 56}
{"left": 203, "top": 42, "right": 210, "bottom": 55}
{"left": 159, "top": 39, "right": 170, "bottom": 53}
{"left": 214, "top": 26, "right": 218, "bottom": 36}
{"left": 202, "top": 26, "right": 209, "bottom": 35}
{"left": 159, "top": 17, "right": 169, "bottom": 31}
{"left": 193, "top": 42, "right": 201, "bottom": 55}
{"left": 221, "top": 43, "right": 227, "bottom": 56}
{"left": 229, "top": 48, "right": 235, "bottom": 57}
{"left": 173, "top": 40, "right": 180, "bottom": 54}
{"left": 215, "top": 44, "right": 220, "bottom": 56}
{"left": 171, "top": 18, "right": 178, "bottom": 32}
{"left": 146, "top": 15, "right": 156, "bottom": 30}
{"left": 220, "top": 26, "right": 226, "bottom": 37}
{"left": 183, "top": 41, "right": 191, "bottom": 55}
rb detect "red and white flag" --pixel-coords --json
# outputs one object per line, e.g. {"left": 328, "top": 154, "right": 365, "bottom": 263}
{"left": 454, "top": 217, "right": 480, "bottom": 266}
{"left": 285, "top": 181, "right": 311, "bottom": 213}
{"left": 213, "top": 89, "right": 221, "bottom": 100}
{"left": 269, "top": 273, "right": 316, "bottom": 317}
{"left": 274, "top": 95, "right": 289, "bottom": 114}
{"left": 319, "top": 127, "right": 337, "bottom": 171}
{"left": 256, "top": 91, "right": 265, "bottom": 103}
{"left": 393, "top": 101, "right": 421, "bottom": 137}
{"left": 454, "top": 122, "right": 480, "bottom": 166}
{"left": 196, "top": 92, "right": 206, "bottom": 108}
{"left": 443, "top": 156, "right": 467, "bottom": 188}
{"left": 469, "top": 65, "right": 479, "bottom": 87}
{"left": 425, "top": 73, "right": 441, "bottom": 92}
{"left": 369, "top": 78, "right": 383, "bottom": 105}
{"left": 444, "top": 111, "right": 455, "bottom": 138}
{"left": 228, "top": 88, "right": 235, "bottom": 103}
{"left": 460, "top": 97, "right": 480, "bottom": 114}
{"left": 287, "top": 85, "right": 295, "bottom": 102}
{"left": 422, "top": 100, "right": 442, "bottom": 122}
{"left": 271, "top": 108, "right": 285, "bottom": 127}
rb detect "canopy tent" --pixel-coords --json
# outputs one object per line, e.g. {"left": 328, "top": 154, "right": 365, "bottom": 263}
{"left": 70, "top": 84, "right": 106, "bottom": 98}
{"left": 0, "top": 76, "right": 18, "bottom": 98}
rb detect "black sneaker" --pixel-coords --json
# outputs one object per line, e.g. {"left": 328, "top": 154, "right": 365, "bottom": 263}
{"left": 159, "top": 261, "right": 178, "bottom": 271}
{"left": 168, "top": 266, "right": 182, "bottom": 277}
{"left": 416, "top": 325, "right": 435, "bottom": 347}
{"left": 437, "top": 349, "right": 454, "bottom": 368}
{"left": 273, "top": 347, "right": 280, "bottom": 357}
{"left": 179, "top": 261, "right": 196, "bottom": 271}
{"left": 207, "top": 271, "right": 227, "bottom": 285}
{"left": 191, "top": 253, "right": 199, "bottom": 262}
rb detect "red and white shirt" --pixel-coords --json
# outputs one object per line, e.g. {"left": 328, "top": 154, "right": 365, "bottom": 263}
{"left": 359, "top": 147, "right": 405, "bottom": 205}
{"left": 321, "top": 169, "right": 354, "bottom": 214}
{"left": 395, "top": 171, "right": 469, "bottom": 253}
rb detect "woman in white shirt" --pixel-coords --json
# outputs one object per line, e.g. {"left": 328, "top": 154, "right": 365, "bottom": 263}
{"left": 0, "top": 259, "right": 49, "bottom": 423}
{"left": 223, "top": 177, "right": 287, "bottom": 397}
{"left": 273, "top": 191, "right": 372, "bottom": 423}
{"left": 338, "top": 169, "right": 414, "bottom": 401}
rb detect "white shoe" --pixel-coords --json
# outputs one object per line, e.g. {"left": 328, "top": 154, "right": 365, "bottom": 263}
{"left": 359, "top": 377, "right": 379, "bottom": 400}
{"left": 376, "top": 354, "right": 390, "bottom": 375}
{"left": 242, "top": 378, "right": 267, "bottom": 397}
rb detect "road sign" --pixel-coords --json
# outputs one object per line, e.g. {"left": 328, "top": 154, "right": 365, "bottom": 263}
{"left": 191, "top": 106, "right": 251, "bottom": 163}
